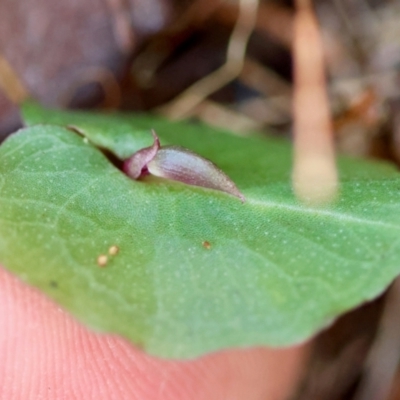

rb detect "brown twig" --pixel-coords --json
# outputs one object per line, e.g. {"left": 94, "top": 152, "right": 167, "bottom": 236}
{"left": 196, "top": 100, "right": 262, "bottom": 133}
{"left": 0, "top": 55, "right": 29, "bottom": 104}
{"left": 240, "top": 58, "right": 292, "bottom": 98}
{"left": 157, "top": 0, "right": 259, "bottom": 120}
{"left": 216, "top": 1, "right": 294, "bottom": 48}
{"left": 131, "top": 0, "right": 223, "bottom": 89}
{"left": 292, "top": 0, "right": 338, "bottom": 205}
{"left": 353, "top": 278, "right": 400, "bottom": 400}
{"left": 238, "top": 58, "right": 292, "bottom": 125}
{"left": 104, "top": 0, "right": 135, "bottom": 54}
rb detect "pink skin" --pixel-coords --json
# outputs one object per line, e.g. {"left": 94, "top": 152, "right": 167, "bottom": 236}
{"left": 0, "top": 266, "right": 307, "bottom": 400}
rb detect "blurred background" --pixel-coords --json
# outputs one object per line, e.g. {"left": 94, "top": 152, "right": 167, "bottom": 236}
{"left": 2, "top": 0, "right": 400, "bottom": 399}
{"left": 1, "top": 0, "right": 400, "bottom": 163}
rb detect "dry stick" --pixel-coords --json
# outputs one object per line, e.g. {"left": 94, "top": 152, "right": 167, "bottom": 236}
{"left": 239, "top": 58, "right": 292, "bottom": 123}
{"left": 241, "top": 58, "right": 292, "bottom": 98}
{"left": 0, "top": 55, "right": 29, "bottom": 104}
{"left": 353, "top": 278, "right": 400, "bottom": 400}
{"left": 105, "top": 0, "right": 135, "bottom": 54}
{"left": 157, "top": 0, "right": 259, "bottom": 120}
{"left": 292, "top": 0, "right": 338, "bottom": 205}
{"left": 132, "top": 0, "right": 223, "bottom": 88}
{"left": 216, "top": 1, "right": 293, "bottom": 49}
{"left": 195, "top": 99, "right": 262, "bottom": 133}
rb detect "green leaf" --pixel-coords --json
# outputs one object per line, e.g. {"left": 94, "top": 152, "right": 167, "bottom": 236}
{"left": 1, "top": 102, "right": 399, "bottom": 358}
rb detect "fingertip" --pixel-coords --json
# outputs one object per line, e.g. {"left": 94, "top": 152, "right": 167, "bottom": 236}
{"left": 0, "top": 267, "right": 307, "bottom": 400}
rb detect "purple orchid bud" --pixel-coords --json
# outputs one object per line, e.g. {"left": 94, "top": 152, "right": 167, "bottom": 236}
{"left": 123, "top": 130, "right": 160, "bottom": 179}
{"left": 124, "top": 130, "right": 245, "bottom": 202}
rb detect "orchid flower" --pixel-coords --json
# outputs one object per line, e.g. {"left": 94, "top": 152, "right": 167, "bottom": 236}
{"left": 123, "top": 130, "right": 245, "bottom": 202}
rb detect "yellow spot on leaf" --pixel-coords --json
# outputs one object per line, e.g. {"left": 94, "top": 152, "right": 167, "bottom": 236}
{"left": 108, "top": 245, "right": 119, "bottom": 256}
{"left": 97, "top": 254, "right": 108, "bottom": 267}
{"left": 202, "top": 241, "right": 211, "bottom": 250}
